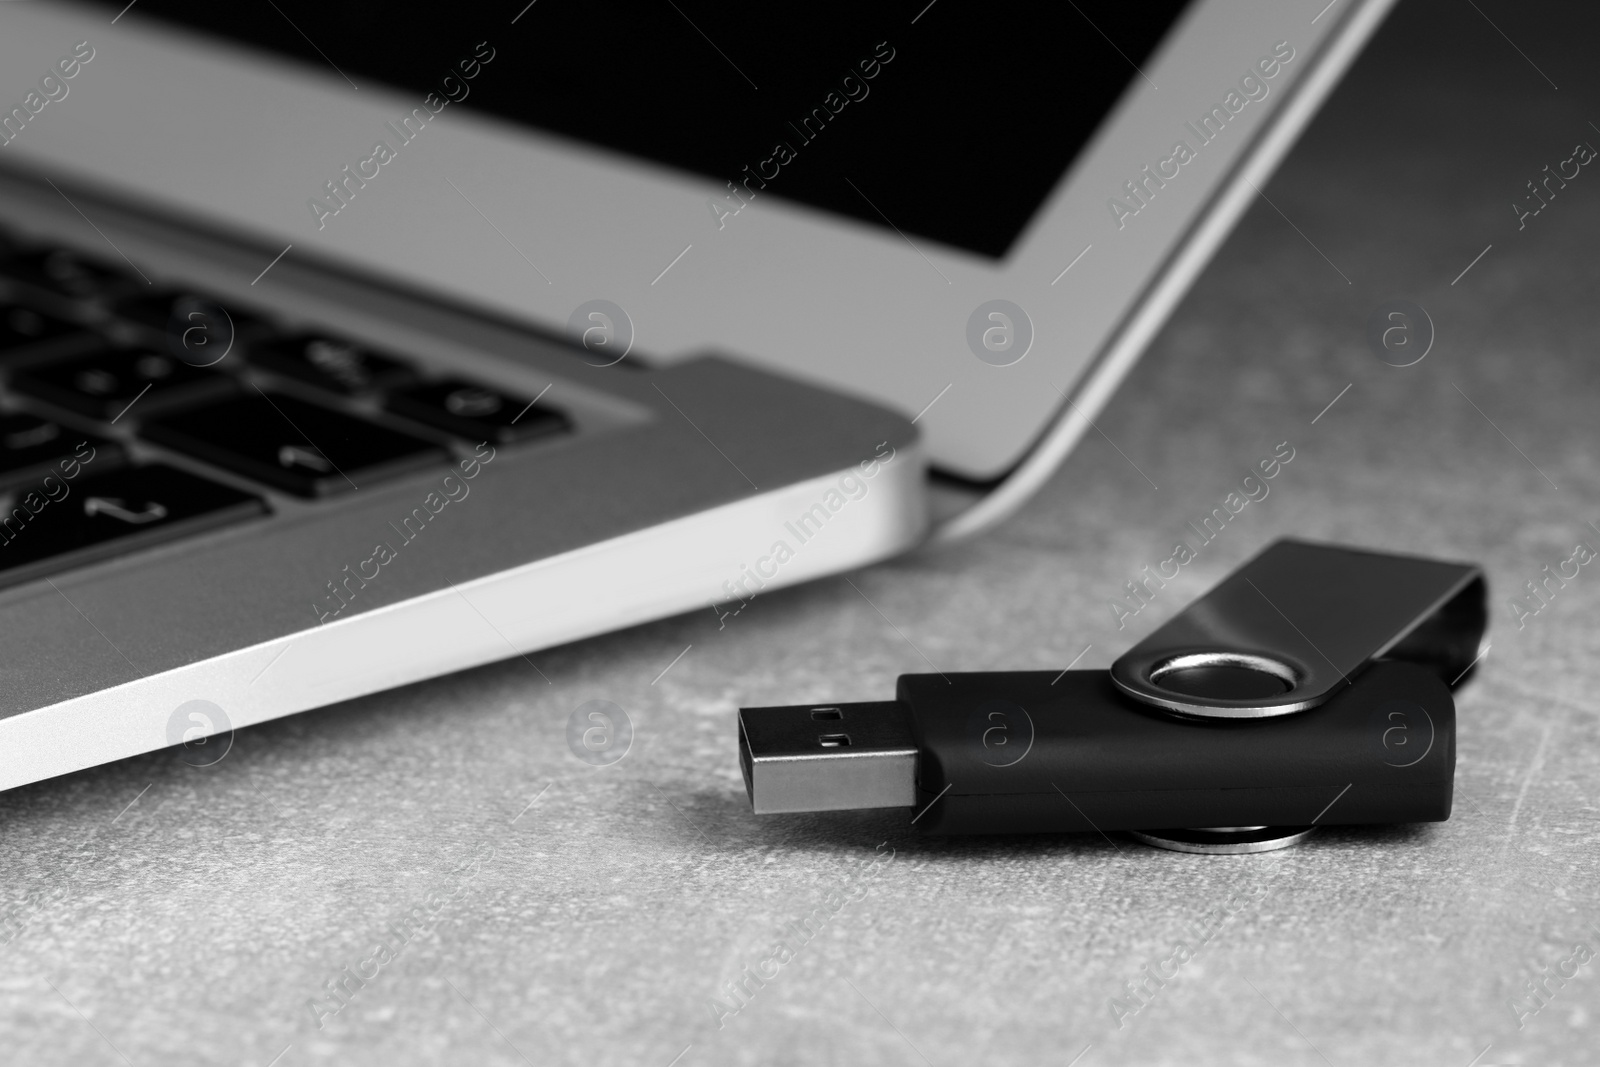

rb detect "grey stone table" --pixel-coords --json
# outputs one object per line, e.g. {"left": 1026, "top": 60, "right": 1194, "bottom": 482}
{"left": 4, "top": 2, "right": 1599, "bottom": 1064}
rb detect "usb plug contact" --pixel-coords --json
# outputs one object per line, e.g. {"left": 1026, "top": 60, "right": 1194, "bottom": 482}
{"left": 738, "top": 701, "right": 917, "bottom": 814}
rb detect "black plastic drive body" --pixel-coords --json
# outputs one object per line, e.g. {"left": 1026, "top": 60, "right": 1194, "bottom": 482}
{"left": 903, "top": 660, "right": 1454, "bottom": 835}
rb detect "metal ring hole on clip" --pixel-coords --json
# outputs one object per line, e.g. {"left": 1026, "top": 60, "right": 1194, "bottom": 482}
{"left": 1148, "top": 652, "right": 1298, "bottom": 701}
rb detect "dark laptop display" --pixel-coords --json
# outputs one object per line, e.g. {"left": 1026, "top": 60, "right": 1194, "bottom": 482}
{"left": 85, "top": 0, "right": 1190, "bottom": 257}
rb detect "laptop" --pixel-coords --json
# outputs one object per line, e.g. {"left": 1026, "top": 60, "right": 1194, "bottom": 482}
{"left": 0, "top": 0, "right": 1393, "bottom": 791}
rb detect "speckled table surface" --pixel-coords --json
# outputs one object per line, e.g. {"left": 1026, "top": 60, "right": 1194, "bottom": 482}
{"left": 4, "top": 2, "right": 1600, "bottom": 1065}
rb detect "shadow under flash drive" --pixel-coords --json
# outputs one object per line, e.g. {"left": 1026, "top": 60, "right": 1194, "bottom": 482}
{"left": 738, "top": 539, "right": 1486, "bottom": 849}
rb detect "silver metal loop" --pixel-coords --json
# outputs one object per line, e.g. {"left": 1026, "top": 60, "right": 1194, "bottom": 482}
{"left": 1128, "top": 826, "right": 1315, "bottom": 854}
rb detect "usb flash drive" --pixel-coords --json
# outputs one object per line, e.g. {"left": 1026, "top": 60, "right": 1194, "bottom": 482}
{"left": 738, "top": 539, "right": 1486, "bottom": 843}
{"left": 739, "top": 660, "right": 1453, "bottom": 833}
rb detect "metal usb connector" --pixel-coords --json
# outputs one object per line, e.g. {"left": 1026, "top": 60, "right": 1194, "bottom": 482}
{"left": 738, "top": 701, "right": 917, "bottom": 814}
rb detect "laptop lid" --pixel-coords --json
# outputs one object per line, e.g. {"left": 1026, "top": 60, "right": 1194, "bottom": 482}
{"left": 0, "top": 0, "right": 1392, "bottom": 481}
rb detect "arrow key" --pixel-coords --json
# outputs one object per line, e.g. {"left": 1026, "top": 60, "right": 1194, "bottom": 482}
{"left": 140, "top": 392, "right": 446, "bottom": 497}
{"left": 0, "top": 463, "right": 266, "bottom": 588}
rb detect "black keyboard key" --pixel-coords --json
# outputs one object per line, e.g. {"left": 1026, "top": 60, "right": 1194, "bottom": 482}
{"left": 111, "top": 292, "right": 267, "bottom": 366}
{"left": 0, "top": 413, "right": 121, "bottom": 491}
{"left": 11, "top": 346, "right": 236, "bottom": 420}
{"left": 249, "top": 333, "right": 416, "bottom": 395}
{"left": 0, "top": 463, "right": 266, "bottom": 589}
{"left": 384, "top": 378, "right": 567, "bottom": 444}
{"left": 0, "top": 304, "right": 90, "bottom": 360}
{"left": 141, "top": 393, "right": 446, "bottom": 497}
{"left": 0, "top": 248, "right": 140, "bottom": 301}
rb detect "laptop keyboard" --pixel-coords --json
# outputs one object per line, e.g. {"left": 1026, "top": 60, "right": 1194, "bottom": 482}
{"left": 0, "top": 235, "right": 572, "bottom": 589}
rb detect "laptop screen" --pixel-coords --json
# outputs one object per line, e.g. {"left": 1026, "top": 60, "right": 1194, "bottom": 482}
{"left": 87, "top": 0, "right": 1191, "bottom": 258}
